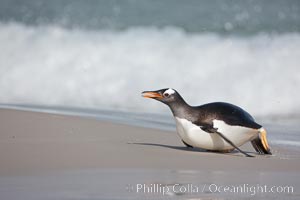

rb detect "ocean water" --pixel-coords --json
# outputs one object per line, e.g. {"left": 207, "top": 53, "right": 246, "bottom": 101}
{"left": 0, "top": 0, "right": 300, "bottom": 120}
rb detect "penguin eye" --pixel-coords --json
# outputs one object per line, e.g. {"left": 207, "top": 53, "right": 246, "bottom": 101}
{"left": 164, "top": 93, "right": 170, "bottom": 97}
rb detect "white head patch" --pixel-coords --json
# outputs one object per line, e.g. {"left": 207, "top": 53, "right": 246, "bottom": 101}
{"left": 164, "top": 88, "right": 175, "bottom": 96}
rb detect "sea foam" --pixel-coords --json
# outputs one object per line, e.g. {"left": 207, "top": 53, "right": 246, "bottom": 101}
{"left": 0, "top": 22, "right": 299, "bottom": 117}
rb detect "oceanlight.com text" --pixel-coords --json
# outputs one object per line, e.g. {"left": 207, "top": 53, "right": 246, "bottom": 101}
{"left": 127, "top": 183, "right": 294, "bottom": 196}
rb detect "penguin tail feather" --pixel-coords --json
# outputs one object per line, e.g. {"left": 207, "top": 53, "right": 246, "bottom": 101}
{"left": 251, "top": 128, "right": 272, "bottom": 155}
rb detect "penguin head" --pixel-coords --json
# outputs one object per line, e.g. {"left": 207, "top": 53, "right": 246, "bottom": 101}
{"left": 141, "top": 88, "right": 181, "bottom": 105}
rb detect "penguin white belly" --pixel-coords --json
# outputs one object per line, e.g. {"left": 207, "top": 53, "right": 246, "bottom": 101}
{"left": 175, "top": 117, "right": 259, "bottom": 150}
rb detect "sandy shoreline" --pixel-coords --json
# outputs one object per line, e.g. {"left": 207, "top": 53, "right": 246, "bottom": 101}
{"left": 0, "top": 108, "right": 299, "bottom": 199}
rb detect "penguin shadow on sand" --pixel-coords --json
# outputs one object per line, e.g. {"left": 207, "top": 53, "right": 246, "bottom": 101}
{"left": 128, "top": 142, "right": 255, "bottom": 157}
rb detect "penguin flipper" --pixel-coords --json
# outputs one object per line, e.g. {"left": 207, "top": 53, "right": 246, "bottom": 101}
{"left": 200, "top": 126, "right": 254, "bottom": 157}
{"left": 251, "top": 128, "right": 272, "bottom": 155}
{"left": 182, "top": 140, "right": 193, "bottom": 148}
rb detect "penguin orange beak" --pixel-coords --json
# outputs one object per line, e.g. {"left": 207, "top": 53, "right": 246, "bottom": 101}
{"left": 142, "top": 91, "right": 163, "bottom": 99}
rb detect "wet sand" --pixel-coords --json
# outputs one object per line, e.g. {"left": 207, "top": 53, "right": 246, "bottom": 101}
{"left": 0, "top": 108, "right": 299, "bottom": 199}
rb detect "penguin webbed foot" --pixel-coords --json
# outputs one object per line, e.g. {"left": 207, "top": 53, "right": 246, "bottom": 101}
{"left": 251, "top": 133, "right": 272, "bottom": 155}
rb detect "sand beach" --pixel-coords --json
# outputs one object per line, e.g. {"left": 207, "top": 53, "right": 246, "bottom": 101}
{"left": 0, "top": 108, "right": 299, "bottom": 199}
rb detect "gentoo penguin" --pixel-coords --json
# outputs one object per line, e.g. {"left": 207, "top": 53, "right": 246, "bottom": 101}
{"left": 141, "top": 88, "right": 271, "bottom": 157}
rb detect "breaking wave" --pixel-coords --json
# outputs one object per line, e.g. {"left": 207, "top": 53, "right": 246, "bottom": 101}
{"left": 0, "top": 22, "right": 300, "bottom": 117}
